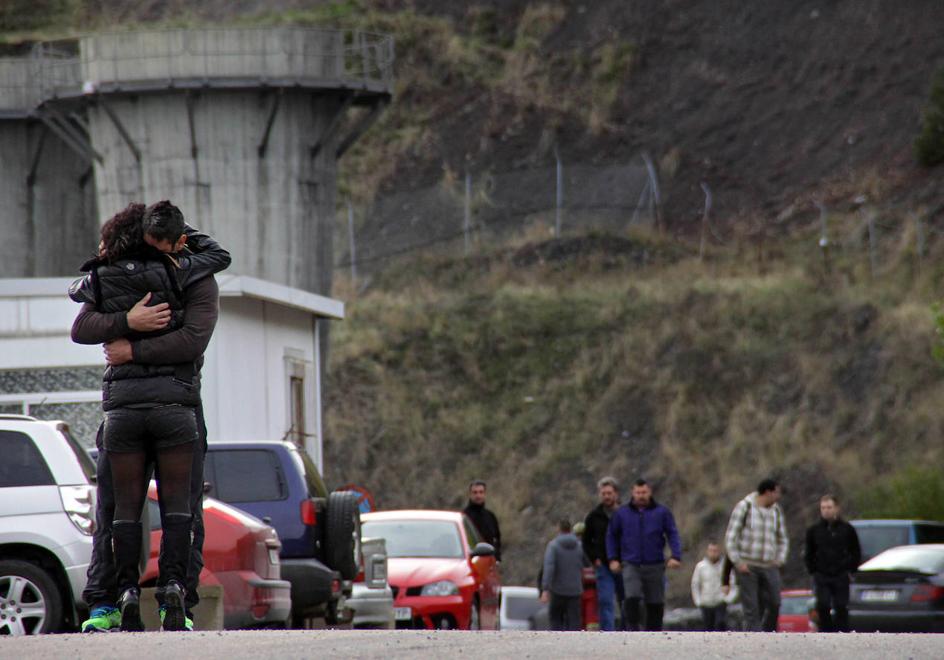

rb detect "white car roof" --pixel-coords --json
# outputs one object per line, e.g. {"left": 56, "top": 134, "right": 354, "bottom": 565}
{"left": 0, "top": 415, "right": 91, "bottom": 486}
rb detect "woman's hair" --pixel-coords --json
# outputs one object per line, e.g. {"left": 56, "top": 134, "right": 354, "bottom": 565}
{"left": 99, "top": 203, "right": 146, "bottom": 261}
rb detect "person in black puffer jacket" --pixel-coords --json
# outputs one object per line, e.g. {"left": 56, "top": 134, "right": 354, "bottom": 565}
{"left": 69, "top": 201, "right": 229, "bottom": 632}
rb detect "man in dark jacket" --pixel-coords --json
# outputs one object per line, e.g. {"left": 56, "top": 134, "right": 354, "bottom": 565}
{"left": 606, "top": 479, "right": 682, "bottom": 631}
{"left": 463, "top": 480, "right": 501, "bottom": 561}
{"left": 583, "top": 476, "right": 624, "bottom": 631}
{"left": 804, "top": 494, "right": 861, "bottom": 632}
{"left": 541, "top": 519, "right": 586, "bottom": 631}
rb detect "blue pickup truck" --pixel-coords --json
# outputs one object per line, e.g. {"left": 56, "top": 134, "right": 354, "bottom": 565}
{"left": 204, "top": 441, "right": 361, "bottom": 627}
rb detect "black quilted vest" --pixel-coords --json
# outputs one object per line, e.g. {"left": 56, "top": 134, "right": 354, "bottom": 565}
{"left": 85, "top": 248, "right": 201, "bottom": 411}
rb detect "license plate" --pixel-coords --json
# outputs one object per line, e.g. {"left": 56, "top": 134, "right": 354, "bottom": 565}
{"left": 394, "top": 607, "right": 412, "bottom": 621}
{"left": 861, "top": 589, "right": 898, "bottom": 602}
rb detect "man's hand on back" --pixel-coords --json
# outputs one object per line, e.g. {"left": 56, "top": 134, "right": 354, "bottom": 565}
{"left": 104, "top": 338, "right": 133, "bottom": 365}
{"left": 126, "top": 293, "right": 171, "bottom": 332}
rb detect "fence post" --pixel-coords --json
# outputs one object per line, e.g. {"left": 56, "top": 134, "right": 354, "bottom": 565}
{"left": 464, "top": 170, "right": 472, "bottom": 255}
{"left": 814, "top": 200, "right": 830, "bottom": 276}
{"left": 699, "top": 182, "right": 712, "bottom": 260}
{"left": 641, "top": 152, "right": 663, "bottom": 233}
{"left": 866, "top": 208, "right": 878, "bottom": 279}
{"left": 555, "top": 147, "right": 563, "bottom": 238}
{"left": 346, "top": 200, "right": 356, "bottom": 284}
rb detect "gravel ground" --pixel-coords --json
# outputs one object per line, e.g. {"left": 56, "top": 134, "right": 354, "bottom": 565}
{"left": 6, "top": 630, "right": 944, "bottom": 659}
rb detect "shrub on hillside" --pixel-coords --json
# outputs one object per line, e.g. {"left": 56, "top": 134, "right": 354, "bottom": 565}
{"left": 0, "top": 0, "right": 75, "bottom": 33}
{"left": 855, "top": 466, "right": 944, "bottom": 522}
{"left": 915, "top": 68, "right": 944, "bottom": 167}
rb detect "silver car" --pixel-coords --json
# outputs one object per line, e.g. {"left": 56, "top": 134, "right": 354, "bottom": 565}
{"left": 348, "top": 536, "right": 394, "bottom": 629}
{"left": 0, "top": 415, "right": 96, "bottom": 635}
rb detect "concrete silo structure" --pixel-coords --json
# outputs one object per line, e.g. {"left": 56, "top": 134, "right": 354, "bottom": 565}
{"left": 39, "top": 28, "right": 393, "bottom": 294}
{"left": 0, "top": 53, "right": 98, "bottom": 277}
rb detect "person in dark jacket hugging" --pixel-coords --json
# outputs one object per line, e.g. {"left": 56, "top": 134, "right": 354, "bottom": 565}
{"left": 70, "top": 201, "right": 230, "bottom": 632}
{"left": 804, "top": 494, "right": 861, "bottom": 633}
{"left": 541, "top": 519, "right": 586, "bottom": 631}
{"left": 606, "top": 478, "right": 682, "bottom": 631}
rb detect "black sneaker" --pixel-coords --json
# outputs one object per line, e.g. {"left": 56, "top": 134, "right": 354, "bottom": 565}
{"left": 118, "top": 588, "right": 144, "bottom": 632}
{"left": 161, "top": 581, "right": 188, "bottom": 631}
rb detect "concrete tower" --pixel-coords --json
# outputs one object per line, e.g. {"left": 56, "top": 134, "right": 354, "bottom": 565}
{"left": 0, "top": 53, "right": 98, "bottom": 277}
{"left": 36, "top": 27, "right": 393, "bottom": 294}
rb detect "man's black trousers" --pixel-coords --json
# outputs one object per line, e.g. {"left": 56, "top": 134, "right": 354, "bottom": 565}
{"left": 82, "top": 405, "right": 208, "bottom": 613}
{"left": 549, "top": 593, "right": 581, "bottom": 631}
{"left": 813, "top": 573, "right": 851, "bottom": 632}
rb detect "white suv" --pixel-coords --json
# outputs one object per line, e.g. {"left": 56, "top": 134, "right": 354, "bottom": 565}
{"left": 0, "top": 414, "right": 96, "bottom": 635}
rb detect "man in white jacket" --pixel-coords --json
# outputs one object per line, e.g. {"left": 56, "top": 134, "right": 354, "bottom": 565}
{"left": 691, "top": 542, "right": 738, "bottom": 631}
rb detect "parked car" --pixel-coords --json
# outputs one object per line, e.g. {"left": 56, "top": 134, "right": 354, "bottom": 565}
{"left": 348, "top": 536, "right": 394, "bottom": 629}
{"left": 0, "top": 415, "right": 96, "bottom": 635}
{"left": 849, "top": 543, "right": 944, "bottom": 632}
{"left": 140, "top": 483, "right": 292, "bottom": 628}
{"left": 204, "top": 441, "right": 361, "bottom": 627}
{"left": 499, "top": 586, "right": 542, "bottom": 631}
{"left": 777, "top": 589, "right": 817, "bottom": 632}
{"left": 360, "top": 510, "right": 501, "bottom": 630}
{"left": 851, "top": 519, "right": 944, "bottom": 563}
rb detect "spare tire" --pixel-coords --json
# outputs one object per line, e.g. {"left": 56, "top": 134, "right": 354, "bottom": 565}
{"left": 325, "top": 491, "right": 361, "bottom": 580}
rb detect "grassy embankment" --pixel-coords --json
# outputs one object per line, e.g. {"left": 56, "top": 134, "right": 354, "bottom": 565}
{"left": 325, "top": 218, "right": 944, "bottom": 596}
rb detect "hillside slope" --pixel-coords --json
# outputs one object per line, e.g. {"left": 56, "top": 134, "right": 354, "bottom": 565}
{"left": 324, "top": 230, "right": 944, "bottom": 598}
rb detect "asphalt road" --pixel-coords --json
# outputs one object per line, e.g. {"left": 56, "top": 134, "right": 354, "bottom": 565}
{"left": 6, "top": 630, "right": 944, "bottom": 659}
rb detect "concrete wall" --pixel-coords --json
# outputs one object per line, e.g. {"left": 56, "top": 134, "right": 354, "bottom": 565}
{"left": 86, "top": 90, "right": 339, "bottom": 294}
{"left": 201, "top": 295, "right": 322, "bottom": 467}
{"left": 0, "top": 119, "right": 99, "bottom": 278}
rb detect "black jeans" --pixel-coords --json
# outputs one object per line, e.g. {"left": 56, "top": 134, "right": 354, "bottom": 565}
{"left": 82, "top": 405, "right": 207, "bottom": 612}
{"left": 549, "top": 593, "right": 581, "bottom": 631}
{"left": 813, "top": 573, "right": 850, "bottom": 632}
{"left": 700, "top": 603, "right": 728, "bottom": 631}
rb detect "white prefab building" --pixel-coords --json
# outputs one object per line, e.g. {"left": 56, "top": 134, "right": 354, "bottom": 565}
{"left": 0, "top": 275, "right": 342, "bottom": 471}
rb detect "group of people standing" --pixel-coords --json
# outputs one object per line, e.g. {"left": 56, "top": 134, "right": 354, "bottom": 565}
{"left": 540, "top": 476, "right": 861, "bottom": 633}
{"left": 70, "top": 201, "right": 230, "bottom": 632}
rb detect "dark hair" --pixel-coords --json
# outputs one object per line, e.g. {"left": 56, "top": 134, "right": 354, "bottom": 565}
{"left": 469, "top": 480, "right": 486, "bottom": 491}
{"left": 143, "top": 200, "right": 185, "bottom": 243}
{"left": 633, "top": 478, "right": 649, "bottom": 488}
{"left": 820, "top": 493, "right": 839, "bottom": 505}
{"left": 99, "top": 203, "right": 146, "bottom": 262}
{"left": 757, "top": 478, "right": 780, "bottom": 495}
{"left": 559, "top": 519, "right": 572, "bottom": 533}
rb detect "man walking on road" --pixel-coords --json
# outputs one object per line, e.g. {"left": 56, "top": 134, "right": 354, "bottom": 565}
{"left": 583, "top": 476, "right": 625, "bottom": 631}
{"left": 691, "top": 541, "right": 738, "bottom": 631}
{"left": 463, "top": 480, "right": 502, "bottom": 561}
{"left": 606, "top": 479, "right": 682, "bottom": 631}
{"left": 724, "top": 478, "right": 789, "bottom": 632}
{"left": 804, "top": 494, "right": 861, "bottom": 633}
{"left": 541, "top": 519, "right": 586, "bottom": 631}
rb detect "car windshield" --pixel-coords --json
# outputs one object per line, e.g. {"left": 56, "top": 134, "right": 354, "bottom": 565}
{"left": 779, "top": 596, "right": 812, "bottom": 615}
{"left": 854, "top": 525, "right": 909, "bottom": 561}
{"left": 361, "top": 520, "right": 463, "bottom": 559}
{"left": 859, "top": 546, "right": 944, "bottom": 574}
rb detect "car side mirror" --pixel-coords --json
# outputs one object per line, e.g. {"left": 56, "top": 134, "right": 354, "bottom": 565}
{"left": 470, "top": 542, "right": 496, "bottom": 558}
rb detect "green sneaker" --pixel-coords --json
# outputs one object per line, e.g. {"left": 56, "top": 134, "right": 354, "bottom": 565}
{"left": 82, "top": 605, "right": 121, "bottom": 632}
{"left": 159, "top": 606, "right": 194, "bottom": 631}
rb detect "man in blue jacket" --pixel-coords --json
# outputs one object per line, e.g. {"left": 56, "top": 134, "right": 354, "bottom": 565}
{"left": 607, "top": 479, "right": 682, "bottom": 631}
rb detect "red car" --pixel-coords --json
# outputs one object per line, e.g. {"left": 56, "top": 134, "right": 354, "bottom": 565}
{"left": 777, "top": 589, "right": 817, "bottom": 632}
{"left": 141, "top": 484, "right": 292, "bottom": 628}
{"left": 360, "top": 510, "right": 501, "bottom": 630}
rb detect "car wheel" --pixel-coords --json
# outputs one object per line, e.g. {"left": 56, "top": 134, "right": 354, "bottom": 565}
{"left": 0, "top": 560, "right": 64, "bottom": 635}
{"left": 469, "top": 598, "right": 481, "bottom": 631}
{"left": 325, "top": 491, "right": 361, "bottom": 580}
